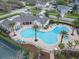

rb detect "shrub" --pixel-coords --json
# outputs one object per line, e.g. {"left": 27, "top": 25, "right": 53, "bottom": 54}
{"left": 43, "top": 25, "right": 49, "bottom": 29}
{"left": 60, "top": 54, "right": 66, "bottom": 59}
{"left": 58, "top": 43, "right": 65, "bottom": 49}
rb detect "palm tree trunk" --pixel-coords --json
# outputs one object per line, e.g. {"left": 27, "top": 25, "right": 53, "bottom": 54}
{"left": 35, "top": 29, "right": 37, "bottom": 39}
{"left": 13, "top": 26, "right": 16, "bottom": 36}
{"left": 61, "top": 35, "right": 64, "bottom": 43}
{"left": 71, "top": 28, "right": 75, "bottom": 35}
{"left": 35, "top": 28, "right": 38, "bottom": 41}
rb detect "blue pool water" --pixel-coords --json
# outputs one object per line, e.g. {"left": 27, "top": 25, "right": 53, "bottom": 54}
{"left": 20, "top": 26, "right": 69, "bottom": 45}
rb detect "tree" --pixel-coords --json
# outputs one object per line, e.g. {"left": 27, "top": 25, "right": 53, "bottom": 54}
{"left": 67, "top": 41, "right": 72, "bottom": 48}
{"left": 58, "top": 43, "right": 65, "bottom": 49}
{"left": 33, "top": 24, "right": 38, "bottom": 42}
{"left": 72, "top": 5, "right": 77, "bottom": 14}
{"left": 56, "top": 0, "right": 68, "bottom": 5}
{"left": 16, "top": 50, "right": 27, "bottom": 59}
{"left": 71, "top": 19, "right": 79, "bottom": 35}
{"left": 60, "top": 30, "right": 68, "bottom": 43}
{"left": 8, "top": 0, "right": 25, "bottom": 8}
{"left": 2, "top": 1, "right": 11, "bottom": 12}
{"left": 9, "top": 23, "right": 16, "bottom": 36}
{"left": 29, "top": 51, "right": 35, "bottom": 59}
{"left": 44, "top": 11, "right": 49, "bottom": 18}
{"left": 73, "top": 40, "right": 79, "bottom": 49}
{"left": 60, "top": 54, "right": 66, "bottom": 59}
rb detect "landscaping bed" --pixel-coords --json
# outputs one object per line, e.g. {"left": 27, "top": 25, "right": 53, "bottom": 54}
{"left": 54, "top": 50, "right": 79, "bottom": 59}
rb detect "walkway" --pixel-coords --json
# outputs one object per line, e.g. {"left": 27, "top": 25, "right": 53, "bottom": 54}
{"left": 50, "top": 51, "right": 55, "bottom": 59}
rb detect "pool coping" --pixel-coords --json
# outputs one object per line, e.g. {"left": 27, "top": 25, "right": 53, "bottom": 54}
{"left": 9, "top": 24, "right": 79, "bottom": 52}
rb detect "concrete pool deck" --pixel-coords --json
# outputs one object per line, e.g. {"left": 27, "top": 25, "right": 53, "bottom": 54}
{"left": 9, "top": 24, "right": 79, "bottom": 59}
{"left": 9, "top": 24, "right": 79, "bottom": 51}
{"left": 10, "top": 24, "right": 60, "bottom": 51}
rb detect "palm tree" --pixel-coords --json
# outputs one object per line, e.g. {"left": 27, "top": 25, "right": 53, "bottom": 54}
{"left": 71, "top": 18, "right": 79, "bottom": 35}
{"left": 34, "top": 47, "right": 43, "bottom": 59}
{"left": 29, "top": 51, "right": 35, "bottom": 59}
{"left": 73, "top": 40, "right": 79, "bottom": 49}
{"left": 44, "top": 11, "right": 49, "bottom": 18}
{"left": 9, "top": 23, "right": 16, "bottom": 36}
{"left": 33, "top": 24, "right": 38, "bottom": 42}
{"left": 67, "top": 41, "right": 73, "bottom": 48}
{"left": 2, "top": 1, "right": 11, "bottom": 12}
{"left": 60, "top": 30, "right": 68, "bottom": 43}
{"left": 16, "top": 50, "right": 26, "bottom": 59}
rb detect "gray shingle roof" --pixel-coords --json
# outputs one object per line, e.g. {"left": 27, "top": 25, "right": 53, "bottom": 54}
{"left": 37, "top": 1, "right": 46, "bottom": 5}
{"left": 12, "top": 13, "right": 35, "bottom": 22}
{"left": 57, "top": 5, "right": 72, "bottom": 17}
{"left": 75, "top": 0, "right": 79, "bottom": 5}
{"left": 35, "top": 15, "right": 48, "bottom": 24}
{"left": 1, "top": 13, "right": 48, "bottom": 29}
{"left": 12, "top": 13, "right": 48, "bottom": 24}
{"left": 2, "top": 20, "right": 15, "bottom": 29}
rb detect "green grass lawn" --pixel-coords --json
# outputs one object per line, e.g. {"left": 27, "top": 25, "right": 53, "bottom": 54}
{"left": 48, "top": 10, "right": 79, "bottom": 19}
{"left": 47, "top": 10, "right": 58, "bottom": 16}
{"left": 65, "top": 13, "right": 79, "bottom": 19}
{"left": 48, "top": 12, "right": 58, "bottom": 16}
{"left": 0, "top": 13, "right": 20, "bottom": 20}
{"left": 56, "top": 0, "right": 68, "bottom": 5}
{"left": 0, "top": 11, "right": 6, "bottom": 16}
{"left": 31, "top": 7, "right": 41, "bottom": 15}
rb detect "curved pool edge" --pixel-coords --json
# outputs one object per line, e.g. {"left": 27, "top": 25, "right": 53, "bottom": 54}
{"left": 9, "top": 24, "right": 72, "bottom": 51}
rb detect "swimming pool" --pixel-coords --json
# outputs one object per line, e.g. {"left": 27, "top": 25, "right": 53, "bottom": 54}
{"left": 20, "top": 25, "right": 69, "bottom": 45}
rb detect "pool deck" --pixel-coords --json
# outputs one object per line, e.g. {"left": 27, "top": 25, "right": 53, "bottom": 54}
{"left": 10, "top": 24, "right": 60, "bottom": 52}
{"left": 10, "top": 24, "right": 79, "bottom": 50}
{"left": 9, "top": 24, "right": 79, "bottom": 59}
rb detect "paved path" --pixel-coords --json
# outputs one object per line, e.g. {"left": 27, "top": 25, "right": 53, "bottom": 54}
{"left": 50, "top": 51, "right": 54, "bottom": 59}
